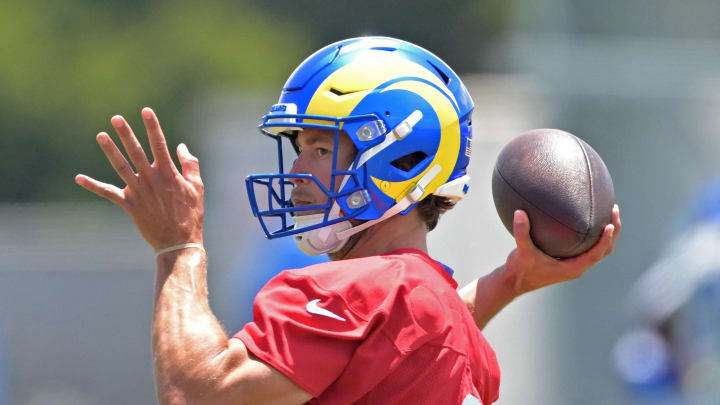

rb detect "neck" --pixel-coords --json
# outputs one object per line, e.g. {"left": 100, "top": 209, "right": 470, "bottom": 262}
{"left": 328, "top": 210, "right": 428, "bottom": 261}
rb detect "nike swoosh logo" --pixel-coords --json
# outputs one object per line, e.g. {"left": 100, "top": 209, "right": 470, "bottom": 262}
{"left": 306, "top": 299, "right": 347, "bottom": 322}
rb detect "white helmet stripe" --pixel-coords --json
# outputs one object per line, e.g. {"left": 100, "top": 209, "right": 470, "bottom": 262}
{"left": 355, "top": 110, "right": 423, "bottom": 169}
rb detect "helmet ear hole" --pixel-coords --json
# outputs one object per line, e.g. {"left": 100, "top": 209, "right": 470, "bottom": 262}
{"left": 390, "top": 151, "right": 429, "bottom": 172}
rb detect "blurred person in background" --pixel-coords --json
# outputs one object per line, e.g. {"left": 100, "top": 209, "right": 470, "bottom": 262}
{"left": 614, "top": 178, "right": 720, "bottom": 404}
{"left": 76, "top": 37, "right": 620, "bottom": 404}
{"left": 0, "top": 324, "right": 6, "bottom": 405}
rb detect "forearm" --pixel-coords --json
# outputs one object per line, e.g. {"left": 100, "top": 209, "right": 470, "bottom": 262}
{"left": 459, "top": 264, "right": 520, "bottom": 330}
{"left": 152, "top": 249, "right": 234, "bottom": 404}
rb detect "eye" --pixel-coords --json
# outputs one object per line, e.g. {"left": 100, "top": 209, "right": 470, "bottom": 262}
{"left": 315, "top": 147, "right": 331, "bottom": 157}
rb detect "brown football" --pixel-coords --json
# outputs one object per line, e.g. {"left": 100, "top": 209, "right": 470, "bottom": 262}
{"left": 491, "top": 129, "right": 615, "bottom": 258}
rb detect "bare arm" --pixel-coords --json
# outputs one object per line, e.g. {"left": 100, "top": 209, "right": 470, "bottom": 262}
{"left": 153, "top": 248, "right": 311, "bottom": 405}
{"left": 460, "top": 206, "right": 622, "bottom": 330}
{"left": 76, "top": 108, "right": 312, "bottom": 405}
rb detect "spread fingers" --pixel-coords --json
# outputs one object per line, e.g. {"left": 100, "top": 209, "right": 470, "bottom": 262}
{"left": 110, "top": 115, "right": 151, "bottom": 173}
{"left": 141, "top": 107, "right": 178, "bottom": 174}
{"left": 75, "top": 174, "right": 127, "bottom": 208}
{"left": 96, "top": 132, "right": 138, "bottom": 187}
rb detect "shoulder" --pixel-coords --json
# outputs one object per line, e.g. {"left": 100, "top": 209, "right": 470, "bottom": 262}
{"left": 288, "top": 254, "right": 411, "bottom": 287}
{"left": 271, "top": 253, "right": 441, "bottom": 318}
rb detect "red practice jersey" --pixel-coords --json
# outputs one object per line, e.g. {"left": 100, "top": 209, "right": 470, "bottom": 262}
{"left": 234, "top": 248, "right": 500, "bottom": 404}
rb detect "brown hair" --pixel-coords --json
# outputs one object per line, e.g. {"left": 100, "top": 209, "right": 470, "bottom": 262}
{"left": 416, "top": 195, "right": 455, "bottom": 231}
{"left": 390, "top": 151, "right": 457, "bottom": 231}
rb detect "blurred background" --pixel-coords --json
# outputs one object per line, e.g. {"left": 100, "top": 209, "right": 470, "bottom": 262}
{"left": 1, "top": 0, "right": 719, "bottom": 404}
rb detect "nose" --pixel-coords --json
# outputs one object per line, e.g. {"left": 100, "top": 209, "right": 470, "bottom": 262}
{"left": 289, "top": 155, "right": 311, "bottom": 186}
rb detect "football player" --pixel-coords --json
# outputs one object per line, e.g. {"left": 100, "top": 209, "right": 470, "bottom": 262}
{"left": 76, "top": 37, "right": 620, "bottom": 404}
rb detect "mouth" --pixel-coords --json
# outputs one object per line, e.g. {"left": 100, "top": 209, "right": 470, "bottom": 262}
{"left": 291, "top": 198, "right": 313, "bottom": 207}
{"left": 290, "top": 196, "right": 322, "bottom": 216}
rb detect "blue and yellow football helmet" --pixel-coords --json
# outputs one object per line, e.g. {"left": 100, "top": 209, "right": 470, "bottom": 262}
{"left": 246, "top": 36, "right": 474, "bottom": 255}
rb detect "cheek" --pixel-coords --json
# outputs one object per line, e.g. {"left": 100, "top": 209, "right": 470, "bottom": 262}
{"left": 319, "top": 166, "right": 335, "bottom": 191}
{"left": 307, "top": 164, "right": 334, "bottom": 197}
{"left": 319, "top": 163, "right": 344, "bottom": 194}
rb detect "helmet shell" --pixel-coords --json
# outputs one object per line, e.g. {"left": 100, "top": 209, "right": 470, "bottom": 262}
{"left": 248, "top": 36, "right": 475, "bottom": 241}
{"left": 273, "top": 37, "right": 474, "bottom": 220}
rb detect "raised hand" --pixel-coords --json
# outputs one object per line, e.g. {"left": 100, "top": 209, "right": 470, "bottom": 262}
{"left": 75, "top": 108, "right": 204, "bottom": 251}
{"left": 504, "top": 204, "right": 622, "bottom": 295}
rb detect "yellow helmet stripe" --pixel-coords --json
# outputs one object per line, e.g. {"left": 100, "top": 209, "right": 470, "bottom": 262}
{"left": 305, "top": 50, "right": 457, "bottom": 119}
{"left": 371, "top": 80, "right": 461, "bottom": 202}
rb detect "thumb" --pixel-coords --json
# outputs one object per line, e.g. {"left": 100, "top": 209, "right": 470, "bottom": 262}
{"left": 512, "top": 210, "right": 535, "bottom": 253}
{"left": 177, "top": 143, "right": 202, "bottom": 184}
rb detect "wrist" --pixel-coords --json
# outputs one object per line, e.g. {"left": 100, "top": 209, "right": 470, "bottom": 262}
{"left": 155, "top": 246, "right": 207, "bottom": 294}
{"left": 155, "top": 242, "right": 205, "bottom": 257}
{"left": 490, "top": 264, "right": 524, "bottom": 301}
{"left": 156, "top": 244, "right": 206, "bottom": 267}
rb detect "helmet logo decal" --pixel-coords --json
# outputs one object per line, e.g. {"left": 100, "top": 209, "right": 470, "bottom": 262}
{"left": 370, "top": 79, "right": 460, "bottom": 202}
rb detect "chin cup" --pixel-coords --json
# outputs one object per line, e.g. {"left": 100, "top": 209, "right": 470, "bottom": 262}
{"left": 292, "top": 213, "right": 352, "bottom": 255}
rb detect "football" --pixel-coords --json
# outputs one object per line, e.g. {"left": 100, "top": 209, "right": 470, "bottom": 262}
{"left": 491, "top": 129, "right": 615, "bottom": 258}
